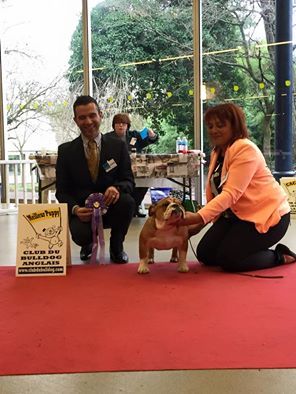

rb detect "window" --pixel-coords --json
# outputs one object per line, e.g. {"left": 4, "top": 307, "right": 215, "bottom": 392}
{"left": 201, "top": 0, "right": 295, "bottom": 172}
{"left": 68, "top": 0, "right": 194, "bottom": 154}
{"left": 1, "top": 0, "right": 82, "bottom": 156}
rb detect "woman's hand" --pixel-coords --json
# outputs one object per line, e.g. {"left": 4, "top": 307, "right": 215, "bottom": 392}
{"left": 180, "top": 211, "right": 204, "bottom": 226}
{"left": 179, "top": 211, "right": 205, "bottom": 236}
{"left": 148, "top": 128, "right": 156, "bottom": 138}
{"left": 188, "top": 222, "right": 205, "bottom": 237}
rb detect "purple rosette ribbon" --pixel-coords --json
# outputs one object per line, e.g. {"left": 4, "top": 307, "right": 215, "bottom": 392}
{"left": 85, "top": 193, "right": 108, "bottom": 264}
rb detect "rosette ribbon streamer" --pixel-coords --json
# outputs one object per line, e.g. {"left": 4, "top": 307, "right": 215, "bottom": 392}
{"left": 85, "top": 193, "right": 108, "bottom": 264}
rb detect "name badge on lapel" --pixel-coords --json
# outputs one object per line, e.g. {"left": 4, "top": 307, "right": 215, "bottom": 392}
{"left": 103, "top": 159, "right": 117, "bottom": 173}
{"left": 130, "top": 137, "right": 137, "bottom": 146}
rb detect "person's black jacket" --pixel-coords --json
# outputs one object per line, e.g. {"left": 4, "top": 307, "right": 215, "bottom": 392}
{"left": 106, "top": 129, "right": 158, "bottom": 153}
{"left": 55, "top": 134, "right": 135, "bottom": 216}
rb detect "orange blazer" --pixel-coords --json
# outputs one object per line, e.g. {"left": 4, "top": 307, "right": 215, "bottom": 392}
{"left": 198, "top": 138, "right": 290, "bottom": 233}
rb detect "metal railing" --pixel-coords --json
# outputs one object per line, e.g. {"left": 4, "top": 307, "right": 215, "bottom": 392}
{"left": 0, "top": 159, "right": 40, "bottom": 214}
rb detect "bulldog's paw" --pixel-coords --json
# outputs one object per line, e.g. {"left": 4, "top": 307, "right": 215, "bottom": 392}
{"left": 138, "top": 263, "right": 150, "bottom": 274}
{"left": 177, "top": 263, "right": 189, "bottom": 273}
{"left": 170, "top": 256, "right": 178, "bottom": 263}
{"left": 148, "top": 258, "right": 155, "bottom": 264}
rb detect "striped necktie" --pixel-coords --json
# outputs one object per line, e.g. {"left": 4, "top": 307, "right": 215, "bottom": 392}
{"left": 87, "top": 139, "right": 99, "bottom": 182}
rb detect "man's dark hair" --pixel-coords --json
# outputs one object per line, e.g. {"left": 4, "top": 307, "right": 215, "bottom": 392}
{"left": 73, "top": 95, "right": 101, "bottom": 116}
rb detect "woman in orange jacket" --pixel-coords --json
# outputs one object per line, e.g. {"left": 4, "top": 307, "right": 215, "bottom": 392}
{"left": 182, "top": 103, "right": 296, "bottom": 272}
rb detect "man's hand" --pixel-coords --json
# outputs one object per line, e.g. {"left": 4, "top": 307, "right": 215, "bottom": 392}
{"left": 75, "top": 207, "right": 93, "bottom": 222}
{"left": 104, "top": 186, "right": 120, "bottom": 206}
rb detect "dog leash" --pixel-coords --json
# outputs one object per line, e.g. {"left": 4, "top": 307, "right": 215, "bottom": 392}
{"left": 235, "top": 273, "right": 284, "bottom": 279}
{"left": 189, "top": 240, "right": 284, "bottom": 279}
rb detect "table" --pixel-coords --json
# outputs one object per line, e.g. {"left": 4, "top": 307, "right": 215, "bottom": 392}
{"left": 30, "top": 151, "right": 205, "bottom": 203}
{"left": 30, "top": 154, "right": 57, "bottom": 203}
{"left": 130, "top": 152, "right": 204, "bottom": 200}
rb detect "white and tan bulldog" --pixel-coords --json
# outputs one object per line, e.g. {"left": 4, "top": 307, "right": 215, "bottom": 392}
{"left": 138, "top": 197, "right": 189, "bottom": 274}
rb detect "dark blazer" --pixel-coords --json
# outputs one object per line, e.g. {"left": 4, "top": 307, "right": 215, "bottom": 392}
{"left": 55, "top": 134, "right": 135, "bottom": 215}
{"left": 106, "top": 129, "right": 158, "bottom": 153}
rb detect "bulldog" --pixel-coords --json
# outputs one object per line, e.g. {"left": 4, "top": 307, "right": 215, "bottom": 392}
{"left": 138, "top": 197, "right": 189, "bottom": 274}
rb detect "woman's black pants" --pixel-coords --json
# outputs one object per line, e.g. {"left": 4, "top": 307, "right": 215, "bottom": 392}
{"left": 196, "top": 213, "right": 290, "bottom": 272}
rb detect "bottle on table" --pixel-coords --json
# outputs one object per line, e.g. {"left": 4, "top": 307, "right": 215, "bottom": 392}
{"left": 131, "top": 147, "right": 137, "bottom": 158}
{"left": 182, "top": 137, "right": 188, "bottom": 153}
{"left": 176, "top": 137, "right": 182, "bottom": 153}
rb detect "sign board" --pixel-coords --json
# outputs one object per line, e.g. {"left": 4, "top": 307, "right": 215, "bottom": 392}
{"left": 280, "top": 177, "right": 296, "bottom": 217}
{"left": 16, "top": 204, "right": 70, "bottom": 277}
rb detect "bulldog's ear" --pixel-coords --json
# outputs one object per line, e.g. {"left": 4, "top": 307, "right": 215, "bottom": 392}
{"left": 148, "top": 204, "right": 157, "bottom": 217}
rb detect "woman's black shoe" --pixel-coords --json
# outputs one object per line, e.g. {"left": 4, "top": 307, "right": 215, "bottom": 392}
{"left": 275, "top": 243, "right": 296, "bottom": 264}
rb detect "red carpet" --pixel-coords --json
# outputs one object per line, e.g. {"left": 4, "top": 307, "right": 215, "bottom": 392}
{"left": 0, "top": 262, "right": 296, "bottom": 375}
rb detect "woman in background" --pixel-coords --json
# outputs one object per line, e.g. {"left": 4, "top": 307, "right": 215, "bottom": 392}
{"left": 107, "top": 113, "right": 158, "bottom": 217}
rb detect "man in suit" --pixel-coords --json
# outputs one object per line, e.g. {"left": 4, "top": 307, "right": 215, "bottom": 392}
{"left": 55, "top": 95, "right": 135, "bottom": 263}
{"left": 106, "top": 113, "right": 158, "bottom": 217}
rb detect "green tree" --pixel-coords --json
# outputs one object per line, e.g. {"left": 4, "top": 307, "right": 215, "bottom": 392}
{"left": 69, "top": 0, "right": 195, "bottom": 143}
{"left": 68, "top": 0, "right": 247, "bottom": 153}
{"left": 202, "top": 0, "right": 278, "bottom": 165}
{"left": 68, "top": 0, "right": 287, "bottom": 163}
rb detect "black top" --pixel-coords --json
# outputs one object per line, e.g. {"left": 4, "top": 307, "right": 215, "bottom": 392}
{"left": 105, "top": 129, "right": 158, "bottom": 153}
{"left": 210, "top": 154, "right": 238, "bottom": 220}
{"left": 212, "top": 154, "right": 224, "bottom": 195}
